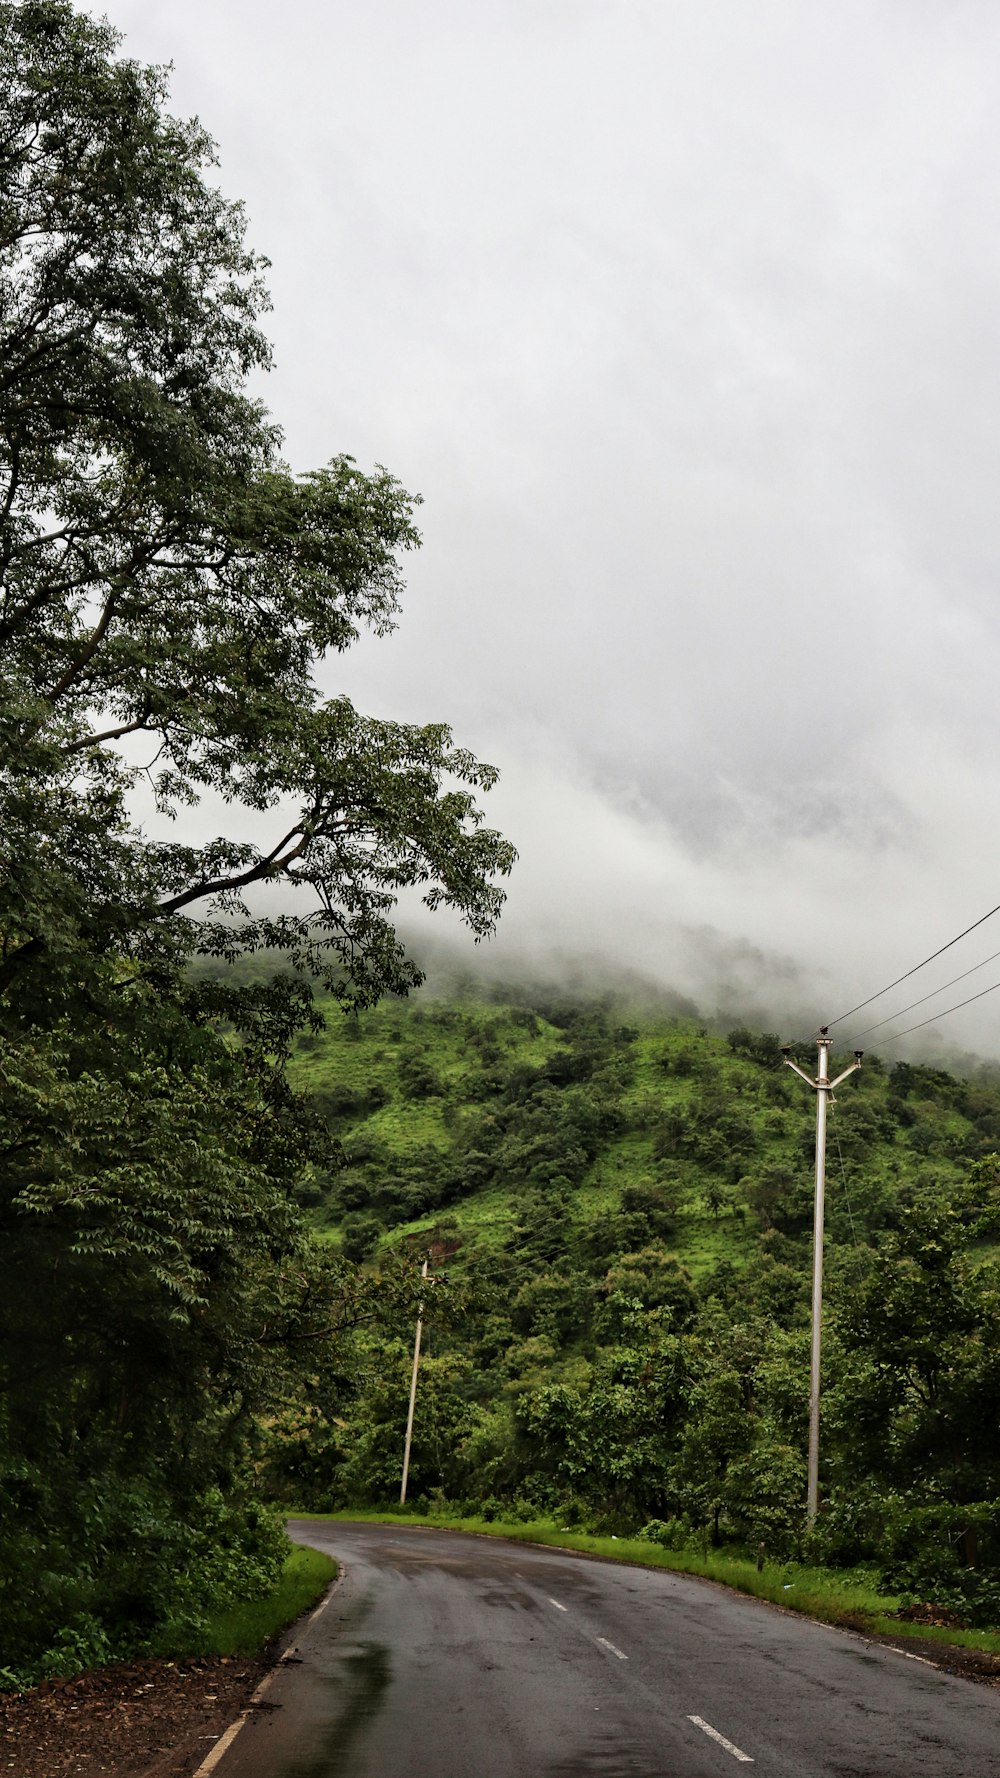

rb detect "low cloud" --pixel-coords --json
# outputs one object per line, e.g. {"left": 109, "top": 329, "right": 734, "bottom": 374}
{"left": 100, "top": 0, "right": 1000, "bottom": 1065}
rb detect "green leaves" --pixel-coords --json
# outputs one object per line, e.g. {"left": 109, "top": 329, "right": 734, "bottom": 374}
{"left": 0, "top": 3, "right": 518, "bottom": 1675}
{"left": 0, "top": 5, "right": 513, "bottom": 1011}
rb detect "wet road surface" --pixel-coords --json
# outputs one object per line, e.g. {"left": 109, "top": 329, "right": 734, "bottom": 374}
{"left": 205, "top": 1521, "right": 1000, "bottom": 1777}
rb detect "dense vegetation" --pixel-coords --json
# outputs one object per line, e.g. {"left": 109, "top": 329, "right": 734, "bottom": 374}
{"left": 0, "top": 3, "right": 510, "bottom": 1686}
{"left": 4, "top": 0, "right": 1000, "bottom": 1694}
{"left": 264, "top": 986, "right": 1000, "bottom": 1628}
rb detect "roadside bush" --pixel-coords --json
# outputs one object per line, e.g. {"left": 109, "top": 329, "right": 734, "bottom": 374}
{"left": 724, "top": 1441, "right": 807, "bottom": 1558}
{"left": 638, "top": 1518, "right": 691, "bottom": 1550}
{"left": 0, "top": 1477, "right": 286, "bottom": 1689}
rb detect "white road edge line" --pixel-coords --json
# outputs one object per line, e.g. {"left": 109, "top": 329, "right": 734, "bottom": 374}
{"left": 688, "top": 1715, "right": 754, "bottom": 1763}
{"left": 548, "top": 1597, "right": 568, "bottom": 1612}
{"left": 892, "top": 1647, "right": 938, "bottom": 1668}
{"left": 191, "top": 1564, "right": 344, "bottom": 1778}
{"left": 595, "top": 1635, "right": 628, "bottom": 1660}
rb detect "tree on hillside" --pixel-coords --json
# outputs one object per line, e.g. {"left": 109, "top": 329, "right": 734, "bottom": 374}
{"left": 0, "top": 0, "right": 513, "bottom": 1680}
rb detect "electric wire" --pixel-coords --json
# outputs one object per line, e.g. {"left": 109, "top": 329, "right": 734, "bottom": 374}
{"left": 863, "top": 975, "right": 1000, "bottom": 1047}
{"left": 844, "top": 945, "right": 1000, "bottom": 1045}
{"left": 823, "top": 897, "right": 1000, "bottom": 1030}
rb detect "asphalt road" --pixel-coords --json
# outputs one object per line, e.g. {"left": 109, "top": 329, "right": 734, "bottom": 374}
{"left": 205, "top": 1521, "right": 1000, "bottom": 1777}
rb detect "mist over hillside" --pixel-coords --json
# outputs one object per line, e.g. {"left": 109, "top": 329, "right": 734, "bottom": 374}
{"left": 381, "top": 920, "right": 1000, "bottom": 1076}
{"left": 165, "top": 764, "right": 1000, "bottom": 1066}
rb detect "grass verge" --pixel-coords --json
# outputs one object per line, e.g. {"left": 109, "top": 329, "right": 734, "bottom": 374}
{"left": 157, "top": 1543, "right": 336, "bottom": 1659}
{"left": 290, "top": 1511, "right": 1000, "bottom": 1657}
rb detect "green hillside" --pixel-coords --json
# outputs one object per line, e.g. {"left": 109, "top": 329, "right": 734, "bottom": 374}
{"left": 289, "top": 989, "right": 997, "bottom": 1269}
{"left": 271, "top": 983, "right": 1000, "bottom": 1627}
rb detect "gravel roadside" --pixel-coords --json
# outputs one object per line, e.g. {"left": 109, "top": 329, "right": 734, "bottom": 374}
{"left": 0, "top": 1654, "right": 270, "bottom": 1778}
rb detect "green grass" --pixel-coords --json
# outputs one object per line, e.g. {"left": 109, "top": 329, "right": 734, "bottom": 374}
{"left": 666, "top": 1208, "right": 752, "bottom": 1277}
{"left": 156, "top": 1543, "right": 337, "bottom": 1659}
{"left": 363, "top": 1097, "right": 449, "bottom": 1152}
{"left": 863, "top": 1615, "right": 1000, "bottom": 1653}
{"left": 290, "top": 1511, "right": 1000, "bottom": 1656}
{"left": 373, "top": 1180, "right": 520, "bottom": 1252}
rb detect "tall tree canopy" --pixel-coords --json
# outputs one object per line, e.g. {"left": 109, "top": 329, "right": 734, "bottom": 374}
{"left": 0, "top": 0, "right": 515, "bottom": 1013}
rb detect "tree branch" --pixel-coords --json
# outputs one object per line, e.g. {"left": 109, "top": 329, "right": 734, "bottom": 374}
{"left": 0, "top": 432, "right": 22, "bottom": 556}
{"left": 46, "top": 586, "right": 120, "bottom": 701}
{"left": 157, "top": 828, "right": 311, "bottom": 914}
{"left": 61, "top": 716, "right": 156, "bottom": 755}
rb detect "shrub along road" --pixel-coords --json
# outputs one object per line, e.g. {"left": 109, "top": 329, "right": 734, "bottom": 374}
{"left": 207, "top": 1522, "right": 1000, "bottom": 1777}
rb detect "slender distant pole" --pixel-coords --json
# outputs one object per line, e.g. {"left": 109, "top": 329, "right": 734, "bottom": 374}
{"left": 782, "top": 1034, "right": 862, "bottom": 1525}
{"left": 400, "top": 1257, "right": 429, "bottom": 1506}
{"left": 807, "top": 1039, "right": 829, "bottom": 1522}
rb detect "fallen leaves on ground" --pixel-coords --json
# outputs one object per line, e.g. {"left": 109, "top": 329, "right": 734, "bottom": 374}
{"left": 0, "top": 1653, "right": 269, "bottom": 1778}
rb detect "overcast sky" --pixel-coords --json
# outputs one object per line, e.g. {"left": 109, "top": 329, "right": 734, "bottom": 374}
{"left": 93, "top": 0, "right": 1000, "bottom": 1053}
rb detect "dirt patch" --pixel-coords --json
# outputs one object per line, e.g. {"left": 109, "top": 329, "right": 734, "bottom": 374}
{"left": 894, "top": 1600, "right": 969, "bottom": 1630}
{"left": 0, "top": 1653, "right": 270, "bottom": 1778}
{"left": 865, "top": 1630, "right": 1000, "bottom": 1684}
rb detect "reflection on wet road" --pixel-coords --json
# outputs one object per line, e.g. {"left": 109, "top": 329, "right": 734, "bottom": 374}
{"left": 204, "top": 1521, "right": 1000, "bottom": 1778}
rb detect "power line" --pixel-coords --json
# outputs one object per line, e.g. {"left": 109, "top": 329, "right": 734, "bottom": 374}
{"left": 824, "top": 897, "right": 1000, "bottom": 1030}
{"left": 845, "top": 945, "right": 1000, "bottom": 1044}
{"left": 869, "top": 975, "right": 1000, "bottom": 1047}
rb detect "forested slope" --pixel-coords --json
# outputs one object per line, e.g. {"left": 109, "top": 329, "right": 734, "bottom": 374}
{"left": 290, "top": 990, "right": 1000, "bottom": 1260}
{"left": 271, "top": 986, "right": 1000, "bottom": 1626}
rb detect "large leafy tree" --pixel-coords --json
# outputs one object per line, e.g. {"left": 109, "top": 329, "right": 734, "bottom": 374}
{"left": 0, "top": 0, "right": 513, "bottom": 1677}
{"left": 0, "top": 0, "right": 514, "bottom": 1013}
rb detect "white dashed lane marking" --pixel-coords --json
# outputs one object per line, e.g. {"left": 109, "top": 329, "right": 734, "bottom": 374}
{"left": 595, "top": 1636, "right": 628, "bottom": 1661}
{"left": 537, "top": 1589, "right": 754, "bottom": 1761}
{"left": 688, "top": 1716, "right": 754, "bottom": 1763}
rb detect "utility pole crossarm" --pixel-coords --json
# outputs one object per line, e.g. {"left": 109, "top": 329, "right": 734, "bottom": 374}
{"left": 828, "top": 1062, "right": 862, "bottom": 1091}
{"left": 783, "top": 1057, "right": 818, "bottom": 1088}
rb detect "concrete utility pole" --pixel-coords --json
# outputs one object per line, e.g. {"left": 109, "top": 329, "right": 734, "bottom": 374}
{"left": 782, "top": 1032, "right": 863, "bottom": 1525}
{"left": 400, "top": 1256, "right": 430, "bottom": 1507}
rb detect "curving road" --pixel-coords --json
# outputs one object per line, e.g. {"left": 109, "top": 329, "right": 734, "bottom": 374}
{"left": 204, "top": 1521, "right": 1000, "bottom": 1777}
